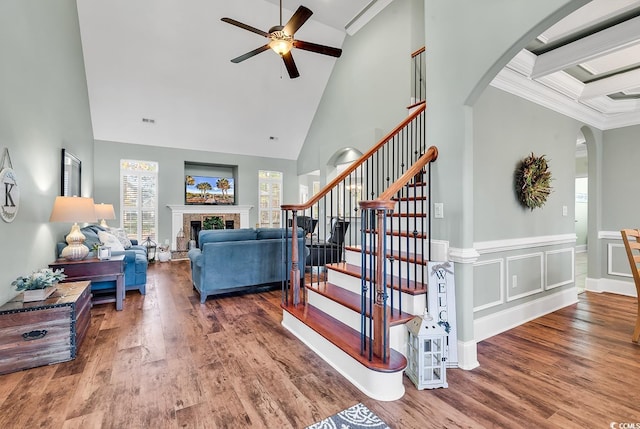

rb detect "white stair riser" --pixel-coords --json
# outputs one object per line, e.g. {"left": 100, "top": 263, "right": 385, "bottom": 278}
{"left": 386, "top": 216, "right": 426, "bottom": 232}
{"left": 325, "top": 269, "right": 426, "bottom": 315}
{"left": 394, "top": 199, "right": 428, "bottom": 214}
{"left": 344, "top": 250, "right": 428, "bottom": 283}
{"left": 363, "top": 234, "right": 428, "bottom": 255}
{"left": 307, "top": 290, "right": 408, "bottom": 350}
{"left": 282, "top": 313, "right": 406, "bottom": 401}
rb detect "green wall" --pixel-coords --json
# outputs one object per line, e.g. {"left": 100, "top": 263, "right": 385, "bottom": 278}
{"left": 93, "top": 140, "right": 298, "bottom": 245}
{"left": 423, "top": 0, "right": 587, "bottom": 345}
{"left": 296, "top": 0, "right": 424, "bottom": 179}
{"left": 472, "top": 86, "right": 580, "bottom": 316}
{"left": 473, "top": 86, "right": 579, "bottom": 241}
{"left": 601, "top": 125, "right": 640, "bottom": 229}
{"left": 0, "top": 1, "right": 94, "bottom": 306}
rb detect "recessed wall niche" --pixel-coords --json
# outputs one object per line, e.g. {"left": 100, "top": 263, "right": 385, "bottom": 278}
{"left": 184, "top": 161, "right": 238, "bottom": 205}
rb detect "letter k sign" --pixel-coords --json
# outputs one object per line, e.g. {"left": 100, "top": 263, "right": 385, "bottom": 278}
{"left": 0, "top": 167, "right": 19, "bottom": 223}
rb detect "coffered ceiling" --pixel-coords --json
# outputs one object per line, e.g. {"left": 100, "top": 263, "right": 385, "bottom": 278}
{"left": 493, "top": 0, "right": 640, "bottom": 130}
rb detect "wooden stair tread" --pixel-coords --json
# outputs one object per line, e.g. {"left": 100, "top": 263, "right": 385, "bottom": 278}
{"left": 326, "top": 262, "right": 427, "bottom": 295}
{"left": 360, "top": 230, "right": 428, "bottom": 239}
{"left": 393, "top": 196, "right": 427, "bottom": 202}
{"left": 306, "top": 281, "right": 416, "bottom": 326}
{"left": 281, "top": 302, "right": 407, "bottom": 373}
{"left": 388, "top": 212, "right": 426, "bottom": 218}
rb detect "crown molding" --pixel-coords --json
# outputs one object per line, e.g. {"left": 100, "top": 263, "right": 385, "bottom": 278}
{"left": 492, "top": 58, "right": 640, "bottom": 130}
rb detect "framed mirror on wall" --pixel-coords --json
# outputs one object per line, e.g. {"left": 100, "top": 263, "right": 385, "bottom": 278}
{"left": 61, "top": 149, "right": 81, "bottom": 197}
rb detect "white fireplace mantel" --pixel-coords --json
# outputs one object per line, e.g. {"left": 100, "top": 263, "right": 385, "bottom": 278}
{"left": 167, "top": 204, "right": 253, "bottom": 250}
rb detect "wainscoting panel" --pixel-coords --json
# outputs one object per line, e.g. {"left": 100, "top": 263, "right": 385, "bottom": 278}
{"left": 506, "top": 253, "right": 544, "bottom": 302}
{"left": 608, "top": 243, "right": 632, "bottom": 278}
{"left": 473, "top": 259, "right": 504, "bottom": 312}
{"left": 545, "top": 248, "right": 574, "bottom": 290}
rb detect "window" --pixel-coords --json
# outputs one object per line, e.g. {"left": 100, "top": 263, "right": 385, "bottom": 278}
{"left": 258, "top": 170, "right": 283, "bottom": 228}
{"left": 120, "top": 159, "right": 158, "bottom": 242}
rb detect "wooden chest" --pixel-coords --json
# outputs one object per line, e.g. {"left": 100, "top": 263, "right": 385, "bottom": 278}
{"left": 0, "top": 281, "right": 91, "bottom": 375}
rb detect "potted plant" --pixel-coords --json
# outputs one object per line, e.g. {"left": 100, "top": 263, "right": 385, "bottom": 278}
{"left": 203, "top": 216, "right": 224, "bottom": 230}
{"left": 12, "top": 268, "right": 67, "bottom": 302}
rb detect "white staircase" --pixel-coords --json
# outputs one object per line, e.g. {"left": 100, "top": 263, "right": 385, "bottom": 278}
{"left": 282, "top": 184, "right": 430, "bottom": 401}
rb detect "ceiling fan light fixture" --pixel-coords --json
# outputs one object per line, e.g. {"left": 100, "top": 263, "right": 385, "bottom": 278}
{"left": 269, "top": 38, "right": 293, "bottom": 55}
{"left": 269, "top": 31, "right": 293, "bottom": 56}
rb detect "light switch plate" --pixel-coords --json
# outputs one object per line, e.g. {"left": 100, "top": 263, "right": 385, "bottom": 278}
{"left": 434, "top": 203, "right": 444, "bottom": 218}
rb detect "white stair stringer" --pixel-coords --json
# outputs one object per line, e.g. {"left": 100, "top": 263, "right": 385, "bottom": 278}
{"left": 307, "top": 288, "right": 409, "bottom": 355}
{"left": 282, "top": 312, "right": 406, "bottom": 401}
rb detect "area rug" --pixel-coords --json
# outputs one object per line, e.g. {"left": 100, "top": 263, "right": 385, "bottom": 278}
{"left": 306, "top": 403, "right": 391, "bottom": 429}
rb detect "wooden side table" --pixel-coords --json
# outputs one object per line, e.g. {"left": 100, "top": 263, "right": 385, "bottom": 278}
{"left": 0, "top": 281, "right": 91, "bottom": 375}
{"left": 49, "top": 255, "right": 125, "bottom": 311}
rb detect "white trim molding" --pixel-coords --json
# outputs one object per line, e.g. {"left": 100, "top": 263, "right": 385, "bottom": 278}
{"left": 599, "top": 230, "right": 622, "bottom": 240}
{"left": 506, "top": 253, "right": 545, "bottom": 302}
{"left": 585, "top": 277, "right": 637, "bottom": 297}
{"left": 345, "top": 0, "right": 394, "bottom": 36}
{"left": 474, "top": 287, "right": 578, "bottom": 342}
{"left": 608, "top": 243, "right": 631, "bottom": 277}
{"left": 545, "top": 247, "right": 575, "bottom": 290}
{"left": 456, "top": 339, "right": 479, "bottom": 371}
{"left": 474, "top": 233, "right": 576, "bottom": 254}
{"left": 449, "top": 247, "right": 480, "bottom": 264}
{"left": 473, "top": 258, "right": 505, "bottom": 312}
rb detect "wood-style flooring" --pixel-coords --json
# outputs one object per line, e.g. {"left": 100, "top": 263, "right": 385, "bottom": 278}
{"left": 0, "top": 260, "right": 639, "bottom": 428}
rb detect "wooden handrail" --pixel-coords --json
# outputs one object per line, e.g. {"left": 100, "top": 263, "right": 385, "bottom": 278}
{"left": 281, "top": 102, "right": 427, "bottom": 212}
{"left": 359, "top": 146, "right": 438, "bottom": 211}
{"left": 411, "top": 46, "right": 426, "bottom": 58}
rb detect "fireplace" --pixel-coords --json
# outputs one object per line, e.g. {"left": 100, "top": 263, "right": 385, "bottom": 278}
{"left": 167, "top": 204, "right": 253, "bottom": 252}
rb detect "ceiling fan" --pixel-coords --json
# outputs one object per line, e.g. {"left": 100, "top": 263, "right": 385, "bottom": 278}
{"left": 221, "top": 1, "right": 342, "bottom": 79}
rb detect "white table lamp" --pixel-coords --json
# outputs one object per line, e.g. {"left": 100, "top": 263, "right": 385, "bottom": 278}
{"left": 94, "top": 203, "right": 116, "bottom": 228}
{"left": 50, "top": 196, "right": 97, "bottom": 260}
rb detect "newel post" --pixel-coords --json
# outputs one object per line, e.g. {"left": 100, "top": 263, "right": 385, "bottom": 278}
{"left": 373, "top": 208, "right": 390, "bottom": 361}
{"left": 289, "top": 210, "right": 300, "bottom": 306}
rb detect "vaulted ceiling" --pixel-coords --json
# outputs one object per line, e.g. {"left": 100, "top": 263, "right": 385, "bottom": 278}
{"left": 76, "top": 0, "right": 377, "bottom": 160}
{"left": 77, "top": 0, "right": 640, "bottom": 163}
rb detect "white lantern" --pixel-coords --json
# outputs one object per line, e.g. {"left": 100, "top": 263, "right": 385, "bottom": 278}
{"left": 406, "top": 310, "right": 448, "bottom": 389}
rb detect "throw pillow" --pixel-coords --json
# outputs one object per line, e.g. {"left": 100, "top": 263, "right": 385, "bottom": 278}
{"left": 109, "top": 228, "right": 133, "bottom": 249}
{"left": 98, "top": 230, "right": 125, "bottom": 252}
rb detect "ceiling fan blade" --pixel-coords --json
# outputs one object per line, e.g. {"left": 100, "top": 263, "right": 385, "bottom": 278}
{"left": 283, "top": 6, "right": 313, "bottom": 35}
{"left": 293, "top": 40, "right": 342, "bottom": 58}
{"left": 221, "top": 18, "right": 269, "bottom": 38}
{"left": 231, "top": 45, "right": 270, "bottom": 63}
{"left": 282, "top": 52, "right": 300, "bottom": 79}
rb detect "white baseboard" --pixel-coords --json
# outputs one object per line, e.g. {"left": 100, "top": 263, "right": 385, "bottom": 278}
{"left": 474, "top": 287, "right": 578, "bottom": 342}
{"left": 585, "top": 277, "right": 637, "bottom": 297}
{"left": 456, "top": 339, "right": 479, "bottom": 370}
{"left": 575, "top": 245, "right": 587, "bottom": 253}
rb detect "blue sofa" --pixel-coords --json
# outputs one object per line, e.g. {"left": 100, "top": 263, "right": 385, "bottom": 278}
{"left": 56, "top": 225, "right": 148, "bottom": 295}
{"left": 188, "top": 228, "right": 306, "bottom": 303}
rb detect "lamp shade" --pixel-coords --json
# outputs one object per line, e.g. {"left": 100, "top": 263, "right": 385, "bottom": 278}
{"left": 94, "top": 203, "right": 115, "bottom": 221}
{"left": 50, "top": 197, "right": 97, "bottom": 260}
{"left": 49, "top": 196, "right": 97, "bottom": 223}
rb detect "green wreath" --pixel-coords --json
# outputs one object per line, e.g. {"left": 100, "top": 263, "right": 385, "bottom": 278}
{"left": 515, "top": 153, "right": 552, "bottom": 210}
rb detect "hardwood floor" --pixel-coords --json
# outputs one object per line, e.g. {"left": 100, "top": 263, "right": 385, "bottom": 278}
{"left": 1, "top": 260, "right": 639, "bottom": 428}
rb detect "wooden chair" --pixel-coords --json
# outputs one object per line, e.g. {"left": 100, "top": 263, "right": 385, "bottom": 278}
{"left": 619, "top": 229, "right": 640, "bottom": 343}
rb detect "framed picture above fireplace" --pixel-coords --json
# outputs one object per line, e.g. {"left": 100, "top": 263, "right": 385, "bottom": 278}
{"left": 185, "top": 175, "right": 234, "bottom": 205}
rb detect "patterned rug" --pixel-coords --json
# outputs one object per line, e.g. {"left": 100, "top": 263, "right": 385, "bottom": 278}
{"left": 306, "top": 403, "right": 391, "bottom": 429}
